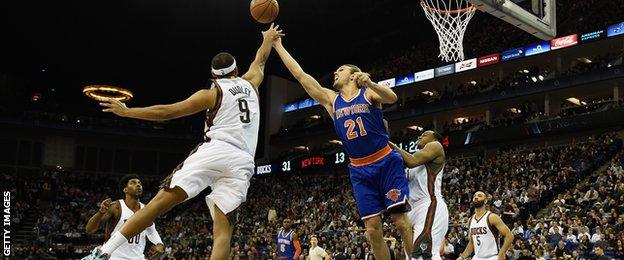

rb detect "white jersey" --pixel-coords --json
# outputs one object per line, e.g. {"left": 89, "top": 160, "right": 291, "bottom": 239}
{"left": 204, "top": 77, "right": 260, "bottom": 157}
{"left": 308, "top": 246, "right": 329, "bottom": 260}
{"left": 110, "top": 200, "right": 147, "bottom": 260}
{"left": 406, "top": 161, "right": 444, "bottom": 203}
{"left": 469, "top": 211, "right": 500, "bottom": 260}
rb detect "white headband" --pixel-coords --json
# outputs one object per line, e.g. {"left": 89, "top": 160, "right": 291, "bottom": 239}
{"left": 211, "top": 59, "right": 237, "bottom": 76}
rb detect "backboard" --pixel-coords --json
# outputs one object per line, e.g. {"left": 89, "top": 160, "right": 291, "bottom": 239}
{"left": 468, "top": 0, "right": 556, "bottom": 40}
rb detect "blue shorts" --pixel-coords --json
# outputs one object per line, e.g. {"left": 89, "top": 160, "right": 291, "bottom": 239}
{"left": 349, "top": 151, "right": 409, "bottom": 219}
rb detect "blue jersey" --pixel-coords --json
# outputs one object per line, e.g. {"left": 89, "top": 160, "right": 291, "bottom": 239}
{"left": 277, "top": 229, "right": 295, "bottom": 259}
{"left": 333, "top": 88, "right": 389, "bottom": 160}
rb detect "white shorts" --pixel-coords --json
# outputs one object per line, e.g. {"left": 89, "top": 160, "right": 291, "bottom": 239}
{"left": 162, "top": 140, "right": 254, "bottom": 220}
{"left": 409, "top": 197, "right": 449, "bottom": 260}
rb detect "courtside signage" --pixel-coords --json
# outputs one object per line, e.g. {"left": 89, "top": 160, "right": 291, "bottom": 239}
{"left": 607, "top": 22, "right": 624, "bottom": 37}
{"left": 455, "top": 58, "right": 477, "bottom": 72}
{"left": 501, "top": 47, "right": 524, "bottom": 61}
{"left": 414, "top": 69, "right": 435, "bottom": 82}
{"left": 396, "top": 74, "right": 415, "bottom": 86}
{"left": 434, "top": 64, "right": 455, "bottom": 77}
{"left": 478, "top": 53, "right": 500, "bottom": 67}
{"left": 378, "top": 78, "right": 396, "bottom": 88}
{"left": 525, "top": 41, "right": 551, "bottom": 56}
{"left": 580, "top": 30, "right": 605, "bottom": 42}
{"left": 551, "top": 34, "right": 578, "bottom": 50}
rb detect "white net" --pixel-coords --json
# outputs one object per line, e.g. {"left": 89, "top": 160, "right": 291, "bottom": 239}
{"left": 421, "top": 0, "right": 476, "bottom": 62}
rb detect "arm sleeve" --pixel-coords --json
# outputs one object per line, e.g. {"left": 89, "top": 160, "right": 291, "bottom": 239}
{"left": 146, "top": 223, "right": 163, "bottom": 245}
{"left": 293, "top": 240, "right": 302, "bottom": 259}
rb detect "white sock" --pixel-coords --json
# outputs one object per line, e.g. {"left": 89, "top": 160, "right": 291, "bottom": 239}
{"left": 101, "top": 231, "right": 128, "bottom": 255}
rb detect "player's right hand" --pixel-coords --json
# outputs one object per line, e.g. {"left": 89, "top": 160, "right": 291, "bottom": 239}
{"left": 99, "top": 198, "right": 112, "bottom": 214}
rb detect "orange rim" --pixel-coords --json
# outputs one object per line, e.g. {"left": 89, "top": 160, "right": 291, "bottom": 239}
{"left": 420, "top": 0, "right": 476, "bottom": 14}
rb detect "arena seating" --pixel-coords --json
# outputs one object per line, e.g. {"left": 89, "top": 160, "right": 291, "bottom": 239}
{"left": 9, "top": 133, "right": 623, "bottom": 259}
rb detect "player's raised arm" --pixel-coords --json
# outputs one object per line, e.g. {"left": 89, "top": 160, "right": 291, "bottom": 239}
{"left": 354, "top": 73, "right": 398, "bottom": 104}
{"left": 390, "top": 141, "right": 443, "bottom": 168}
{"left": 489, "top": 213, "right": 514, "bottom": 259}
{"left": 242, "top": 23, "right": 284, "bottom": 89}
{"left": 272, "top": 37, "right": 336, "bottom": 115}
{"left": 85, "top": 199, "right": 117, "bottom": 235}
{"left": 99, "top": 88, "right": 217, "bottom": 121}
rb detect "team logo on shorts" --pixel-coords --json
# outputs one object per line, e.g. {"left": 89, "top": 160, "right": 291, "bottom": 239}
{"left": 386, "top": 189, "right": 401, "bottom": 202}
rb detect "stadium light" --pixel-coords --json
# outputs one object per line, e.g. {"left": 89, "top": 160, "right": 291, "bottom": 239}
{"left": 328, "top": 140, "right": 343, "bottom": 145}
{"left": 566, "top": 97, "right": 584, "bottom": 106}
{"left": 407, "top": 126, "right": 424, "bottom": 131}
{"left": 454, "top": 117, "right": 468, "bottom": 124}
{"left": 310, "top": 115, "right": 321, "bottom": 119}
{"left": 577, "top": 57, "right": 592, "bottom": 64}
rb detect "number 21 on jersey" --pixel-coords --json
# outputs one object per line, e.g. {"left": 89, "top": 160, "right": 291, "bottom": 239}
{"left": 344, "top": 116, "right": 367, "bottom": 140}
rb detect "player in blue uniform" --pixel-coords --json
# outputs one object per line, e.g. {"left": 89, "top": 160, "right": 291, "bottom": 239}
{"left": 272, "top": 36, "right": 413, "bottom": 259}
{"left": 277, "top": 218, "right": 301, "bottom": 259}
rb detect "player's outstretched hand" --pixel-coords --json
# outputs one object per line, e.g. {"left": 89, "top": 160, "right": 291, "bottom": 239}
{"left": 147, "top": 244, "right": 165, "bottom": 260}
{"left": 98, "top": 198, "right": 112, "bottom": 214}
{"left": 99, "top": 98, "right": 128, "bottom": 117}
{"left": 262, "top": 23, "right": 285, "bottom": 43}
{"left": 351, "top": 72, "right": 372, "bottom": 87}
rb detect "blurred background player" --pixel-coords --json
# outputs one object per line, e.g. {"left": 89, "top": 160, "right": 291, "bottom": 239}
{"left": 458, "top": 191, "right": 514, "bottom": 260}
{"left": 85, "top": 174, "right": 164, "bottom": 259}
{"left": 390, "top": 130, "right": 449, "bottom": 259}
{"left": 277, "top": 218, "right": 301, "bottom": 260}
{"left": 272, "top": 33, "right": 413, "bottom": 259}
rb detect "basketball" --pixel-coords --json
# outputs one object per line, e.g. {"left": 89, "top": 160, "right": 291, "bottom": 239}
{"left": 250, "top": 0, "right": 279, "bottom": 24}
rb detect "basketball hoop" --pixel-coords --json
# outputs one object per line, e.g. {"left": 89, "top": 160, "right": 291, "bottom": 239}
{"left": 421, "top": 0, "right": 476, "bottom": 62}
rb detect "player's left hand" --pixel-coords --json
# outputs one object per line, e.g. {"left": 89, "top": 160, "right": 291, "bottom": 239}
{"left": 147, "top": 243, "right": 165, "bottom": 260}
{"left": 99, "top": 98, "right": 128, "bottom": 116}
{"left": 350, "top": 72, "right": 372, "bottom": 87}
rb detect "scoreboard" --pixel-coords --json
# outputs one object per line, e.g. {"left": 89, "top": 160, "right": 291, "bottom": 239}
{"left": 254, "top": 136, "right": 449, "bottom": 175}
{"left": 255, "top": 151, "right": 348, "bottom": 175}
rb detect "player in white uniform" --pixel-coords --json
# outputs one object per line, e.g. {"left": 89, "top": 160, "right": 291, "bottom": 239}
{"left": 390, "top": 130, "right": 448, "bottom": 259}
{"left": 85, "top": 174, "right": 164, "bottom": 259}
{"left": 458, "top": 191, "right": 513, "bottom": 260}
{"left": 83, "top": 24, "right": 284, "bottom": 260}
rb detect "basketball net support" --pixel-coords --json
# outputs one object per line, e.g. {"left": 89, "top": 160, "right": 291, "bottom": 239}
{"left": 468, "top": 0, "right": 557, "bottom": 40}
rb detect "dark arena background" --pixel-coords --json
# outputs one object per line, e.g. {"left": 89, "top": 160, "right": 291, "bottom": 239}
{"left": 2, "top": 0, "right": 624, "bottom": 259}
